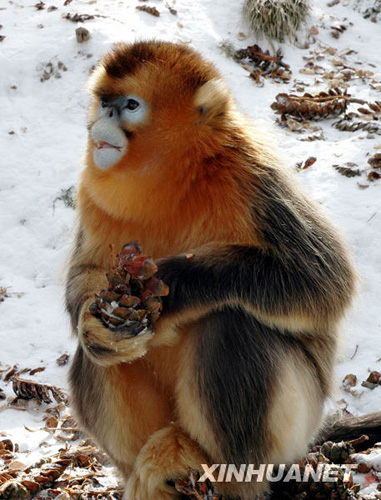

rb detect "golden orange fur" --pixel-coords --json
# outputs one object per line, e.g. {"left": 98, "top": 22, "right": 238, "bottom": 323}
{"left": 66, "top": 41, "right": 356, "bottom": 500}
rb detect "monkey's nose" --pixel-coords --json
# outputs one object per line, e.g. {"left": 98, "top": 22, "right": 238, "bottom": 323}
{"left": 98, "top": 102, "right": 120, "bottom": 121}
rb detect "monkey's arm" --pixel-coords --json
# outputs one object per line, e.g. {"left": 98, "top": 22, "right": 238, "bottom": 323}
{"left": 156, "top": 170, "right": 355, "bottom": 333}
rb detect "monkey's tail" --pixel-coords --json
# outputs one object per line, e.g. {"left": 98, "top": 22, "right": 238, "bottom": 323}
{"left": 313, "top": 412, "right": 381, "bottom": 451}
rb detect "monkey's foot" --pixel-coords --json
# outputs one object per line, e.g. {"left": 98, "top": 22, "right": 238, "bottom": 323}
{"left": 124, "top": 426, "right": 207, "bottom": 500}
{"left": 124, "top": 474, "right": 178, "bottom": 500}
{"left": 79, "top": 298, "right": 154, "bottom": 366}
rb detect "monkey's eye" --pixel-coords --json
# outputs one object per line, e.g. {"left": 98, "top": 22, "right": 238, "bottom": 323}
{"left": 124, "top": 99, "right": 140, "bottom": 112}
{"left": 120, "top": 96, "right": 148, "bottom": 125}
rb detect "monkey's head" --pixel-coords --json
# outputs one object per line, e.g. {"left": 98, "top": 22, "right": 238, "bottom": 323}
{"left": 86, "top": 41, "right": 232, "bottom": 173}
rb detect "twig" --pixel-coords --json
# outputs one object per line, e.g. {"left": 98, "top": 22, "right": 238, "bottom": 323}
{"left": 348, "top": 434, "right": 369, "bottom": 449}
{"left": 350, "top": 344, "right": 359, "bottom": 360}
{"left": 367, "top": 212, "right": 377, "bottom": 223}
{"left": 24, "top": 425, "right": 80, "bottom": 433}
{"left": 0, "top": 404, "right": 48, "bottom": 414}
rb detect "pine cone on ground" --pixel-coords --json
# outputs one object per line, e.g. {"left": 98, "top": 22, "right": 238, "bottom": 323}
{"left": 271, "top": 454, "right": 358, "bottom": 500}
{"left": 271, "top": 89, "right": 351, "bottom": 121}
{"left": 136, "top": 5, "right": 160, "bottom": 17}
{"left": 90, "top": 242, "right": 169, "bottom": 336}
{"left": 368, "top": 154, "right": 381, "bottom": 169}
{"left": 318, "top": 441, "right": 355, "bottom": 464}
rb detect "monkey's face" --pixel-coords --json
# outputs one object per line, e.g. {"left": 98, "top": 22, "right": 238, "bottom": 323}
{"left": 90, "top": 94, "right": 149, "bottom": 170}
{"left": 86, "top": 41, "right": 231, "bottom": 174}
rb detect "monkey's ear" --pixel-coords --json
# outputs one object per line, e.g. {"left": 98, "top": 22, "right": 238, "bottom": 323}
{"left": 194, "top": 78, "right": 231, "bottom": 119}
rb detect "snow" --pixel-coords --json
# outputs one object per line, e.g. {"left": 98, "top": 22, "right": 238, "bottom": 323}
{"left": 355, "top": 448, "right": 381, "bottom": 471}
{"left": 0, "top": 0, "right": 380, "bottom": 495}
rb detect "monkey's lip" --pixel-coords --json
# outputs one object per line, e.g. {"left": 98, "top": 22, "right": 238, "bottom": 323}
{"left": 96, "top": 140, "right": 122, "bottom": 151}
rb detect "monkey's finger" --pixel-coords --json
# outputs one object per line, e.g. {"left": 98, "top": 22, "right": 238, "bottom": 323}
{"left": 112, "top": 322, "right": 153, "bottom": 339}
{"left": 80, "top": 306, "right": 153, "bottom": 365}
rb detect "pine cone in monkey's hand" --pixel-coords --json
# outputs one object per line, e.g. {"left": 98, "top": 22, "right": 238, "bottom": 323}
{"left": 89, "top": 242, "right": 169, "bottom": 336}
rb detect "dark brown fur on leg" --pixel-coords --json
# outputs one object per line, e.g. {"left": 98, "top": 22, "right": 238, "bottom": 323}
{"left": 178, "top": 308, "right": 326, "bottom": 500}
{"left": 69, "top": 346, "right": 174, "bottom": 479}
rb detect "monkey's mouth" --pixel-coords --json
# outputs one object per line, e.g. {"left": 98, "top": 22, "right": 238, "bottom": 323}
{"left": 96, "top": 141, "right": 122, "bottom": 151}
{"left": 90, "top": 118, "right": 128, "bottom": 170}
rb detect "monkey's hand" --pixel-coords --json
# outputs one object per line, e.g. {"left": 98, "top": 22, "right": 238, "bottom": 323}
{"left": 81, "top": 242, "right": 169, "bottom": 366}
{"left": 78, "top": 297, "right": 154, "bottom": 367}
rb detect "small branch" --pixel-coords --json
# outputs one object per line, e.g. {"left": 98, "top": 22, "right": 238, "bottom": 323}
{"left": 350, "top": 344, "right": 359, "bottom": 360}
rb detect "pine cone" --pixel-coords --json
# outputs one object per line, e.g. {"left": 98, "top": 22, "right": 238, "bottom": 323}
{"left": 357, "top": 101, "right": 381, "bottom": 119}
{"left": 368, "top": 154, "right": 381, "bottom": 169}
{"left": 136, "top": 5, "right": 160, "bottom": 17}
{"left": 271, "top": 459, "right": 358, "bottom": 500}
{"left": 333, "top": 163, "right": 362, "bottom": 178}
{"left": 271, "top": 89, "right": 350, "bottom": 121}
{"left": 333, "top": 117, "right": 381, "bottom": 135}
{"left": 90, "top": 242, "right": 169, "bottom": 335}
{"left": 319, "top": 441, "right": 355, "bottom": 464}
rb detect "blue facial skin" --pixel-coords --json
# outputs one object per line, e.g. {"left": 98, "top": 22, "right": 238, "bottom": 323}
{"left": 91, "top": 96, "right": 148, "bottom": 170}
{"left": 100, "top": 95, "right": 148, "bottom": 125}
{"left": 119, "top": 96, "right": 148, "bottom": 125}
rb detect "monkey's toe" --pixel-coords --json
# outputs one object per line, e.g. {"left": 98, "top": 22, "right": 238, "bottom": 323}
{"left": 124, "top": 471, "right": 181, "bottom": 500}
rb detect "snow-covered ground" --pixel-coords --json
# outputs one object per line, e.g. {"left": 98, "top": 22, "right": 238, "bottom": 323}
{"left": 0, "top": 0, "right": 380, "bottom": 495}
